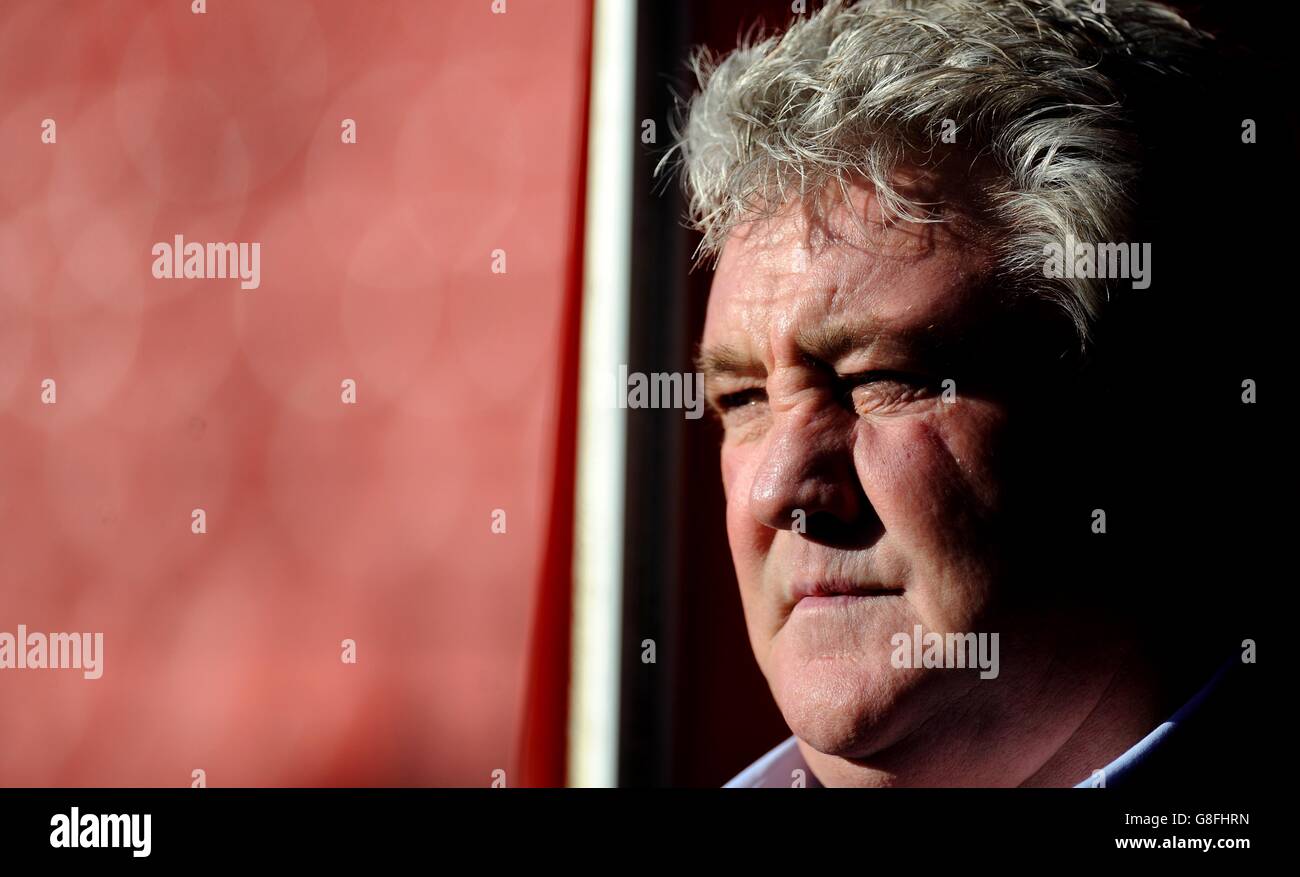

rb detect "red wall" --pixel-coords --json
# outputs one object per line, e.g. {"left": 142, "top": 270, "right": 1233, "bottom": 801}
{"left": 0, "top": 0, "right": 590, "bottom": 787}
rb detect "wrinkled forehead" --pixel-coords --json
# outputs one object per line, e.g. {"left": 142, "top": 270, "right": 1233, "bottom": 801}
{"left": 704, "top": 185, "right": 994, "bottom": 360}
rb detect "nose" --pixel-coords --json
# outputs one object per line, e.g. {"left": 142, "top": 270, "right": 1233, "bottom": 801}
{"left": 746, "top": 401, "right": 875, "bottom": 542}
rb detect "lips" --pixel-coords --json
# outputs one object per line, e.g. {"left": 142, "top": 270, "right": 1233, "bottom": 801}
{"left": 790, "top": 580, "right": 903, "bottom": 605}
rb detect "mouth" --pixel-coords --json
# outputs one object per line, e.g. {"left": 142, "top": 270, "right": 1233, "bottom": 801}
{"left": 790, "top": 580, "right": 904, "bottom": 610}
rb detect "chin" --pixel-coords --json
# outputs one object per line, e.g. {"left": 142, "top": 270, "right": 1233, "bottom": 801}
{"left": 766, "top": 644, "right": 920, "bottom": 759}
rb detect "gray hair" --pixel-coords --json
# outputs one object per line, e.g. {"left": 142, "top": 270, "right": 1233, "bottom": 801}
{"left": 660, "top": 0, "right": 1211, "bottom": 347}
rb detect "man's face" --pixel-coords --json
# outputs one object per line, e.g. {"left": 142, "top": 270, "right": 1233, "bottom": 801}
{"left": 700, "top": 185, "right": 1025, "bottom": 759}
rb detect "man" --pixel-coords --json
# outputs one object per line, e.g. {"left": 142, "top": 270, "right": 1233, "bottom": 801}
{"left": 662, "top": 0, "right": 1265, "bottom": 787}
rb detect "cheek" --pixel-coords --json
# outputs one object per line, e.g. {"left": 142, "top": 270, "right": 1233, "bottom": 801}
{"left": 855, "top": 403, "right": 1008, "bottom": 624}
{"left": 720, "top": 442, "right": 776, "bottom": 611}
{"left": 719, "top": 443, "right": 782, "bottom": 665}
{"left": 720, "top": 443, "right": 760, "bottom": 557}
{"left": 720, "top": 443, "right": 740, "bottom": 503}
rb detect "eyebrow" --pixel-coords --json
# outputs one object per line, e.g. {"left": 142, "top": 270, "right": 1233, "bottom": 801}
{"left": 794, "top": 321, "right": 899, "bottom": 364}
{"left": 695, "top": 320, "right": 927, "bottom": 381}
{"left": 694, "top": 343, "right": 760, "bottom": 379}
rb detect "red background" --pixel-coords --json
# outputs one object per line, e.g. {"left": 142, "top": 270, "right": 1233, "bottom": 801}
{"left": 0, "top": 0, "right": 589, "bottom": 787}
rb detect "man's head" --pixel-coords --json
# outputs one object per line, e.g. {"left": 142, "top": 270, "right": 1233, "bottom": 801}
{"left": 666, "top": 0, "right": 1220, "bottom": 783}
{"left": 701, "top": 178, "right": 1019, "bottom": 760}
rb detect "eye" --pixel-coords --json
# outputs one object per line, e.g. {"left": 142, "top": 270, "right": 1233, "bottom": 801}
{"left": 714, "top": 387, "right": 767, "bottom": 414}
{"left": 840, "top": 371, "right": 933, "bottom": 413}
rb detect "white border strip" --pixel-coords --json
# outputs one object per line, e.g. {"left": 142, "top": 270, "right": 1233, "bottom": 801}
{"left": 567, "top": 0, "right": 636, "bottom": 788}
